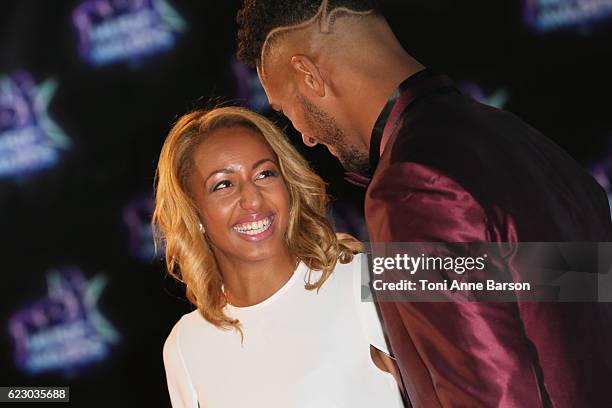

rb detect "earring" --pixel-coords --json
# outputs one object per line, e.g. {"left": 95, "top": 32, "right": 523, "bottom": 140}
{"left": 198, "top": 223, "right": 205, "bottom": 234}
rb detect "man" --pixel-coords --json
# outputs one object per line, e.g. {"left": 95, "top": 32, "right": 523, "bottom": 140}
{"left": 236, "top": 1, "right": 612, "bottom": 406}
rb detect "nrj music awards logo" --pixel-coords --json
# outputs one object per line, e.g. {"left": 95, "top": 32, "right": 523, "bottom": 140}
{"left": 73, "top": 0, "right": 186, "bottom": 66}
{"left": 524, "top": 0, "right": 612, "bottom": 32}
{"left": 8, "top": 266, "right": 120, "bottom": 375}
{"left": 0, "top": 72, "right": 70, "bottom": 178}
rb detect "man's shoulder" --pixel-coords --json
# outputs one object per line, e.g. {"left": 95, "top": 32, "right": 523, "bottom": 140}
{"left": 376, "top": 94, "right": 558, "bottom": 193}
{"left": 389, "top": 95, "right": 528, "bottom": 163}
{"left": 370, "top": 95, "right": 612, "bottom": 242}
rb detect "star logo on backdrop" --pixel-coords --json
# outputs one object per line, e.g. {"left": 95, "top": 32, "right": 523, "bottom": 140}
{"left": 73, "top": 0, "right": 186, "bottom": 66}
{"left": 8, "top": 266, "right": 120, "bottom": 375}
{"left": 0, "top": 72, "right": 70, "bottom": 179}
{"left": 524, "top": 0, "right": 612, "bottom": 32}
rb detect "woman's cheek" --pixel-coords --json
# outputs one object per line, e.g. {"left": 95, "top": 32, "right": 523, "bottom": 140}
{"left": 201, "top": 196, "right": 231, "bottom": 227}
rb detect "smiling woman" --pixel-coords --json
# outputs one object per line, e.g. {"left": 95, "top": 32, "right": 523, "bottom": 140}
{"left": 188, "top": 124, "right": 292, "bottom": 281}
{"left": 152, "top": 106, "right": 405, "bottom": 407}
{"left": 153, "top": 106, "right": 361, "bottom": 326}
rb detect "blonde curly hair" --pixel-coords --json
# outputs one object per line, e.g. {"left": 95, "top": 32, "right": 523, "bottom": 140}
{"left": 153, "top": 106, "right": 362, "bottom": 332}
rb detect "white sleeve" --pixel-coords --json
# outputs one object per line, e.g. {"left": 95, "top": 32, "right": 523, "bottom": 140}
{"left": 352, "top": 253, "right": 392, "bottom": 356}
{"left": 163, "top": 321, "right": 199, "bottom": 408}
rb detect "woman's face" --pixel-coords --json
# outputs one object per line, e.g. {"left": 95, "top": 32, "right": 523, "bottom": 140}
{"left": 188, "top": 125, "right": 290, "bottom": 264}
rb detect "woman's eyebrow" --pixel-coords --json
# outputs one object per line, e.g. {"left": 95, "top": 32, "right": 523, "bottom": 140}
{"left": 252, "top": 158, "right": 276, "bottom": 169}
{"left": 206, "top": 167, "right": 233, "bottom": 182}
{"left": 205, "top": 158, "right": 276, "bottom": 181}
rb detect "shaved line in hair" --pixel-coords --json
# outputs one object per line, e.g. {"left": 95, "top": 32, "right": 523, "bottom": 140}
{"left": 258, "top": 0, "right": 375, "bottom": 79}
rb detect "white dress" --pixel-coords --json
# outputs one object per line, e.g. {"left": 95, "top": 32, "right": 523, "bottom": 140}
{"left": 163, "top": 254, "right": 404, "bottom": 408}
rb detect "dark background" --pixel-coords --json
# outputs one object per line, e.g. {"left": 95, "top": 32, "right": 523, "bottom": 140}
{"left": 1, "top": 0, "right": 611, "bottom": 406}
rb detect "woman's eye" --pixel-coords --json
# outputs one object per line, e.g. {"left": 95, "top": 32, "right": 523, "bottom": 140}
{"left": 255, "top": 169, "right": 277, "bottom": 180}
{"left": 212, "top": 180, "right": 231, "bottom": 191}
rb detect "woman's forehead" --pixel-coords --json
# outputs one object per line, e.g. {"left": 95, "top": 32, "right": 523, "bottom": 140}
{"left": 193, "top": 126, "right": 277, "bottom": 172}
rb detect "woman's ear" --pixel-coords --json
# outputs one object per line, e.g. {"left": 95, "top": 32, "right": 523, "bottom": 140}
{"left": 290, "top": 55, "right": 326, "bottom": 98}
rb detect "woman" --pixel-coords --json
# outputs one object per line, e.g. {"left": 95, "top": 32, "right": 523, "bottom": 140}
{"left": 153, "top": 106, "right": 404, "bottom": 407}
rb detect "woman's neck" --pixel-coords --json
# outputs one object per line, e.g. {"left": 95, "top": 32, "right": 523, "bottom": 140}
{"left": 215, "top": 249, "right": 297, "bottom": 307}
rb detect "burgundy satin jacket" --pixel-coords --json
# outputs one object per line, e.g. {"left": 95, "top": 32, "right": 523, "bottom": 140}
{"left": 363, "top": 70, "right": 612, "bottom": 407}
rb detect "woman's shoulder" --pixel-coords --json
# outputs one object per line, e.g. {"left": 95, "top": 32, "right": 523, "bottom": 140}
{"left": 338, "top": 252, "right": 366, "bottom": 269}
{"left": 164, "top": 309, "right": 215, "bottom": 350}
{"left": 315, "top": 252, "right": 366, "bottom": 296}
{"left": 164, "top": 311, "right": 199, "bottom": 348}
{"left": 164, "top": 309, "right": 230, "bottom": 368}
{"left": 331, "top": 252, "right": 366, "bottom": 281}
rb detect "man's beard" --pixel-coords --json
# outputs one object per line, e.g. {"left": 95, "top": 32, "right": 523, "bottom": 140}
{"left": 299, "top": 95, "right": 370, "bottom": 175}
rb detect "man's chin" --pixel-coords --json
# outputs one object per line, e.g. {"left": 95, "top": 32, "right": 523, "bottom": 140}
{"left": 325, "top": 145, "right": 370, "bottom": 175}
{"left": 339, "top": 158, "right": 371, "bottom": 176}
{"left": 325, "top": 144, "right": 338, "bottom": 157}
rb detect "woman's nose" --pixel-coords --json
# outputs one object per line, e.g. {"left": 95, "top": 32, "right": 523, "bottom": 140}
{"left": 239, "top": 182, "right": 263, "bottom": 210}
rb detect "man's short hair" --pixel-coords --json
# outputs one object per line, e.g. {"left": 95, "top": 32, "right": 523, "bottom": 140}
{"left": 236, "top": 0, "right": 380, "bottom": 68}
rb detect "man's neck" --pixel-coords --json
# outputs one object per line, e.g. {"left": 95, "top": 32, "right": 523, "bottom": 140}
{"left": 359, "top": 56, "right": 425, "bottom": 151}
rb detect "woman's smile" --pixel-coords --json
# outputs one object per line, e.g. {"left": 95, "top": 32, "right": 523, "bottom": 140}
{"left": 232, "top": 214, "right": 275, "bottom": 240}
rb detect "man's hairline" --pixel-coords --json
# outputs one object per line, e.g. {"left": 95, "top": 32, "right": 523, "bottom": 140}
{"left": 257, "top": 0, "right": 376, "bottom": 81}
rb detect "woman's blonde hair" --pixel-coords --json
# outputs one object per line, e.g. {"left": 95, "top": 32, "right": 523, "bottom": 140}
{"left": 153, "top": 106, "right": 362, "bottom": 332}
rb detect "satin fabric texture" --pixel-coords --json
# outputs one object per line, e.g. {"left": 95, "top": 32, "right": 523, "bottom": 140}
{"left": 364, "top": 71, "right": 612, "bottom": 407}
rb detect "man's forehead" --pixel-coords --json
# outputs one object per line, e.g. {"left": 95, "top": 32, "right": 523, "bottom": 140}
{"left": 257, "top": 35, "right": 292, "bottom": 84}
{"left": 256, "top": 54, "right": 288, "bottom": 99}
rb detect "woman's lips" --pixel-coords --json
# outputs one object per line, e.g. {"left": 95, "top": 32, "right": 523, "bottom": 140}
{"left": 232, "top": 215, "right": 275, "bottom": 241}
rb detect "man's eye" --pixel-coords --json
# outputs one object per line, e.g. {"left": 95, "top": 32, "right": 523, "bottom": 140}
{"left": 255, "top": 169, "right": 277, "bottom": 180}
{"left": 212, "top": 180, "right": 231, "bottom": 191}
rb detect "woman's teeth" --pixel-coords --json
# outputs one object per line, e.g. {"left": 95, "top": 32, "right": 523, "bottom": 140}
{"left": 233, "top": 217, "right": 273, "bottom": 235}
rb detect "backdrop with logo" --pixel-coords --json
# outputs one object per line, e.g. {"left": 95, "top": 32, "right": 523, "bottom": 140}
{"left": 1, "top": 0, "right": 611, "bottom": 406}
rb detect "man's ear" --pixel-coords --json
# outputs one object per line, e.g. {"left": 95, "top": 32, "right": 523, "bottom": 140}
{"left": 290, "top": 55, "right": 326, "bottom": 98}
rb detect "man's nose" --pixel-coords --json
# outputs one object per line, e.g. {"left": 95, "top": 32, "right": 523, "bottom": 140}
{"left": 302, "top": 134, "right": 318, "bottom": 147}
{"left": 239, "top": 182, "right": 263, "bottom": 210}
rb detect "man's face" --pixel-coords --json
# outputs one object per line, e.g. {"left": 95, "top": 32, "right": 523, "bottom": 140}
{"left": 258, "top": 65, "right": 370, "bottom": 174}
